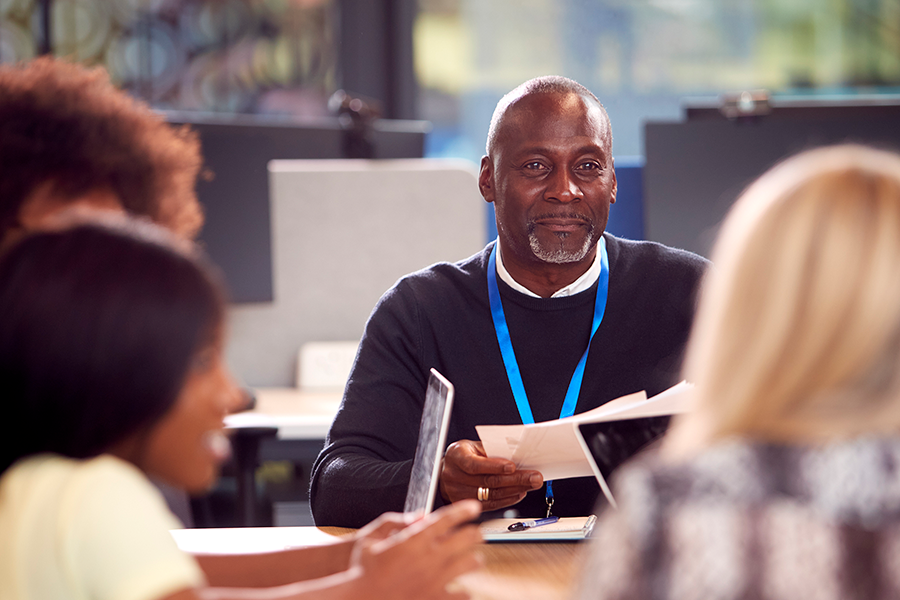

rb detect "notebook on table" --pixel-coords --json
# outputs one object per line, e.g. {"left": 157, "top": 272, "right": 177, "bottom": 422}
{"left": 480, "top": 515, "right": 597, "bottom": 542}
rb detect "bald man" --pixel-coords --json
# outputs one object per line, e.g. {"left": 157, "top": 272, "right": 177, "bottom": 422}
{"left": 311, "top": 76, "right": 708, "bottom": 527}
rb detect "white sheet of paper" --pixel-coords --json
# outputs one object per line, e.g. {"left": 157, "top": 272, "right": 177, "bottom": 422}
{"left": 476, "top": 382, "right": 693, "bottom": 481}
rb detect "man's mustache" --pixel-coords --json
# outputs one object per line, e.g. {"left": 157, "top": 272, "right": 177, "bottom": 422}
{"left": 528, "top": 213, "right": 594, "bottom": 226}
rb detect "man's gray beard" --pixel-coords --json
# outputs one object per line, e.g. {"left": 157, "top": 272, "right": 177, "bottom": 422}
{"left": 528, "top": 230, "right": 594, "bottom": 264}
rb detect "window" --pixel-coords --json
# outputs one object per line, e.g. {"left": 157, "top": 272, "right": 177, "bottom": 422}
{"left": 0, "top": 0, "right": 339, "bottom": 115}
{"left": 415, "top": 0, "right": 900, "bottom": 159}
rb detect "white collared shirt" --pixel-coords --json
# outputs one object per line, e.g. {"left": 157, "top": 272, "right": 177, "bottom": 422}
{"left": 494, "top": 237, "right": 605, "bottom": 298}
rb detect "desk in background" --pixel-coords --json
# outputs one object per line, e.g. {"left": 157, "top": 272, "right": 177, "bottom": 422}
{"left": 227, "top": 388, "right": 341, "bottom": 439}
{"left": 172, "top": 525, "right": 585, "bottom": 600}
{"left": 223, "top": 388, "right": 342, "bottom": 527}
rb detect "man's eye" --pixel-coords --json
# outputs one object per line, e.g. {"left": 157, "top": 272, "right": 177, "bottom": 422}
{"left": 577, "top": 162, "right": 600, "bottom": 171}
{"left": 523, "top": 161, "right": 545, "bottom": 170}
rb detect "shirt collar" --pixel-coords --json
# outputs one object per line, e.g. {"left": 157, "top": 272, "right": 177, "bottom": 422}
{"left": 494, "top": 237, "right": 604, "bottom": 298}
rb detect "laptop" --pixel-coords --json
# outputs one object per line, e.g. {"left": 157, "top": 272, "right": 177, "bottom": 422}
{"left": 403, "top": 368, "right": 455, "bottom": 515}
{"left": 576, "top": 415, "right": 670, "bottom": 508}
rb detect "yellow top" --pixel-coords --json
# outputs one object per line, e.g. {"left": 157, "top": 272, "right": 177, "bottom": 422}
{"left": 0, "top": 453, "right": 204, "bottom": 600}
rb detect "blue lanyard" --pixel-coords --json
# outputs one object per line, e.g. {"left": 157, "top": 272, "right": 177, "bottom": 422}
{"left": 487, "top": 238, "right": 609, "bottom": 513}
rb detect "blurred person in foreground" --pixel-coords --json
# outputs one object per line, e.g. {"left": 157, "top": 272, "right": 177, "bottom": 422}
{"left": 576, "top": 144, "right": 900, "bottom": 600}
{"left": 0, "top": 218, "right": 482, "bottom": 600}
{"left": 0, "top": 56, "right": 203, "bottom": 248}
{"left": 0, "top": 56, "right": 215, "bottom": 524}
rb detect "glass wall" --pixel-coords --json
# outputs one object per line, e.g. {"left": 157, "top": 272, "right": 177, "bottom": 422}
{"left": 0, "top": 0, "right": 338, "bottom": 115}
{"left": 415, "top": 0, "right": 900, "bottom": 160}
{"left": 5, "top": 1, "right": 899, "bottom": 156}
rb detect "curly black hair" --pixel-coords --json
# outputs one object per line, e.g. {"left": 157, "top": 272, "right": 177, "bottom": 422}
{"left": 0, "top": 57, "right": 204, "bottom": 240}
{"left": 0, "top": 220, "right": 224, "bottom": 474}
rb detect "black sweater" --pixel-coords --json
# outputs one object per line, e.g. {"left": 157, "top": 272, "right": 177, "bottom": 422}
{"left": 310, "top": 235, "right": 708, "bottom": 527}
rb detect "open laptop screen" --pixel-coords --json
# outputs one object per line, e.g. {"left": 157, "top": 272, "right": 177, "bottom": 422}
{"left": 577, "top": 415, "right": 669, "bottom": 499}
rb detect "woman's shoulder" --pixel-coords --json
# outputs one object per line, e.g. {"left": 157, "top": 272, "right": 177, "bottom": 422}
{"left": 615, "top": 439, "right": 773, "bottom": 504}
{"left": 616, "top": 436, "right": 900, "bottom": 519}
{"left": 584, "top": 437, "right": 900, "bottom": 600}
{"left": 1, "top": 453, "right": 170, "bottom": 526}
{"left": 1, "top": 456, "right": 203, "bottom": 600}
{"left": 603, "top": 436, "right": 900, "bottom": 565}
{"left": 3, "top": 453, "right": 149, "bottom": 493}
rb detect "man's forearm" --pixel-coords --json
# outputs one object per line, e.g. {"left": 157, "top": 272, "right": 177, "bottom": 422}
{"left": 310, "top": 453, "right": 414, "bottom": 528}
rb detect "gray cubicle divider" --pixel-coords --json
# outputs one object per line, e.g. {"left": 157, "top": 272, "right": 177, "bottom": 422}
{"left": 225, "top": 158, "right": 485, "bottom": 388}
{"left": 168, "top": 114, "right": 429, "bottom": 304}
{"left": 643, "top": 99, "right": 900, "bottom": 258}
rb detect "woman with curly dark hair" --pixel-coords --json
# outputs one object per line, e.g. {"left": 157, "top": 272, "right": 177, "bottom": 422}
{"left": 0, "top": 57, "right": 204, "bottom": 247}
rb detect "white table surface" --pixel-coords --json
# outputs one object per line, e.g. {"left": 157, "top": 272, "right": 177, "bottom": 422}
{"left": 225, "top": 388, "right": 341, "bottom": 440}
{"left": 171, "top": 525, "right": 343, "bottom": 554}
{"left": 170, "top": 525, "right": 585, "bottom": 600}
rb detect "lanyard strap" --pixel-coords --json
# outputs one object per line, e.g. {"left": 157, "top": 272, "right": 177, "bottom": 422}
{"left": 487, "top": 239, "right": 610, "bottom": 512}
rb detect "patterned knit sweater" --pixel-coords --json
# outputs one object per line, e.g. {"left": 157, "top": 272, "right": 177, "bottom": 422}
{"left": 577, "top": 436, "right": 900, "bottom": 600}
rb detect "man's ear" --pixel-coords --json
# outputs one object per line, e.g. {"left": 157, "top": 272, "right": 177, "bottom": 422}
{"left": 478, "top": 156, "right": 495, "bottom": 203}
{"left": 610, "top": 165, "right": 617, "bottom": 205}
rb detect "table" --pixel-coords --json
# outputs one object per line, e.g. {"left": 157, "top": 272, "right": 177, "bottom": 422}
{"left": 171, "top": 525, "right": 586, "bottom": 600}
{"left": 223, "top": 388, "right": 342, "bottom": 526}
{"left": 225, "top": 388, "right": 342, "bottom": 440}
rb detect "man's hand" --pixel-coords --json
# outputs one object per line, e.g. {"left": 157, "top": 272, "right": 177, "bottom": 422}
{"left": 439, "top": 440, "right": 543, "bottom": 511}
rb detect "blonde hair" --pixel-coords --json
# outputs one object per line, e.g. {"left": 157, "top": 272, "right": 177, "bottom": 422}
{"left": 668, "top": 145, "right": 900, "bottom": 455}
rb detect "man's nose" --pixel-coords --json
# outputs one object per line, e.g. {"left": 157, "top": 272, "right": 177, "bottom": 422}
{"left": 544, "top": 168, "right": 581, "bottom": 203}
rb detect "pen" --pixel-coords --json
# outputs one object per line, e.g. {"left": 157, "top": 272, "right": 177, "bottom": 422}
{"left": 507, "top": 516, "right": 559, "bottom": 532}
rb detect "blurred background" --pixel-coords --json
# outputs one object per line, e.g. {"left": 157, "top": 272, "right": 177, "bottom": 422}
{"left": 3, "top": 0, "right": 899, "bottom": 162}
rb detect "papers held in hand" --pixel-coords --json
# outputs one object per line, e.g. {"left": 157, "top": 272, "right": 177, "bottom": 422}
{"left": 475, "top": 381, "right": 693, "bottom": 508}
